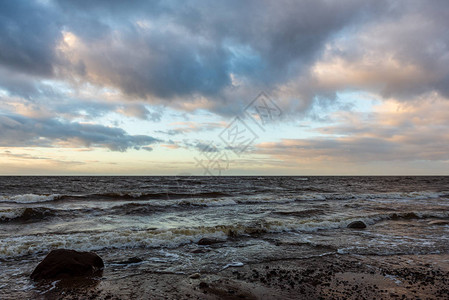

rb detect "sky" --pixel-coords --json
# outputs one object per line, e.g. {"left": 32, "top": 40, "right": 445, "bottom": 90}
{"left": 1, "top": 0, "right": 449, "bottom": 175}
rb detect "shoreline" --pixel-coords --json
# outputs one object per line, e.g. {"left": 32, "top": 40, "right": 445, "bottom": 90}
{"left": 22, "top": 253, "right": 449, "bottom": 299}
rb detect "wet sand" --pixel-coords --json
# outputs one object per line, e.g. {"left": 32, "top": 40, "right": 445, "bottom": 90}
{"left": 28, "top": 253, "right": 449, "bottom": 299}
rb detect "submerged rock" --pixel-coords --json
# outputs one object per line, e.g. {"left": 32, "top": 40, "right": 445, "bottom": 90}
{"left": 30, "top": 249, "right": 104, "bottom": 280}
{"left": 190, "top": 273, "right": 201, "bottom": 279}
{"left": 197, "top": 238, "right": 226, "bottom": 245}
{"left": 115, "top": 257, "right": 143, "bottom": 265}
{"left": 190, "top": 248, "right": 211, "bottom": 254}
{"left": 20, "top": 207, "right": 54, "bottom": 221}
{"left": 347, "top": 221, "right": 367, "bottom": 229}
{"left": 391, "top": 212, "right": 419, "bottom": 220}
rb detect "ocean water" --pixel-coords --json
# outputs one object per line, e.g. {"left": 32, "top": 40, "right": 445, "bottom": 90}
{"left": 1, "top": 176, "right": 448, "bottom": 296}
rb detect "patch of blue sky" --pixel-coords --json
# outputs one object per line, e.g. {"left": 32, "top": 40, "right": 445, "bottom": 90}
{"left": 336, "top": 90, "right": 380, "bottom": 112}
{"left": 227, "top": 43, "right": 265, "bottom": 77}
{"left": 255, "top": 90, "right": 381, "bottom": 141}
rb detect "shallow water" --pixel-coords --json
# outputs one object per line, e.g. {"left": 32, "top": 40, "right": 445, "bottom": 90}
{"left": 1, "top": 176, "right": 448, "bottom": 297}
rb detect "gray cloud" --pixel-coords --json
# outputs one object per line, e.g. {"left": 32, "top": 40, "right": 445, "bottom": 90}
{"left": 303, "top": 0, "right": 449, "bottom": 102}
{"left": 0, "top": 1, "right": 388, "bottom": 110}
{"left": 156, "top": 121, "right": 224, "bottom": 135}
{"left": 257, "top": 96, "right": 449, "bottom": 163}
{"left": 0, "top": 0, "right": 448, "bottom": 118}
{"left": 0, "top": 70, "right": 163, "bottom": 122}
{"left": 58, "top": 0, "right": 385, "bottom": 105}
{"left": 0, "top": 113, "right": 160, "bottom": 151}
{"left": 257, "top": 134, "right": 449, "bottom": 163}
{"left": 0, "top": 1, "right": 60, "bottom": 77}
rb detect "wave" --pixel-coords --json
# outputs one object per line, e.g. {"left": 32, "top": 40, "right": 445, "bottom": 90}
{"left": 273, "top": 209, "right": 324, "bottom": 217}
{"left": 109, "top": 195, "right": 316, "bottom": 214}
{"left": 0, "top": 219, "right": 288, "bottom": 258}
{"left": 1, "top": 210, "right": 448, "bottom": 259}
{"left": 0, "top": 194, "right": 63, "bottom": 204}
{"left": 0, "top": 207, "right": 102, "bottom": 223}
{"left": 89, "top": 191, "right": 231, "bottom": 200}
{"left": 111, "top": 198, "right": 238, "bottom": 214}
{"left": 0, "top": 191, "right": 232, "bottom": 204}
{"left": 295, "top": 191, "right": 449, "bottom": 202}
{"left": 361, "top": 191, "right": 447, "bottom": 201}
{"left": 0, "top": 207, "right": 55, "bottom": 223}
{"left": 1, "top": 189, "right": 446, "bottom": 205}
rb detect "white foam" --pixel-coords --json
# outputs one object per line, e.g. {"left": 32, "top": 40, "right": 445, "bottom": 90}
{"left": 1, "top": 208, "right": 447, "bottom": 259}
{"left": 294, "top": 191, "right": 449, "bottom": 202}
{"left": 222, "top": 262, "right": 244, "bottom": 269}
{"left": 176, "top": 198, "right": 238, "bottom": 207}
{"left": 296, "top": 194, "right": 327, "bottom": 201}
{"left": 354, "top": 191, "right": 448, "bottom": 202}
{"left": 0, "top": 228, "right": 229, "bottom": 259}
{"left": 0, "top": 208, "right": 25, "bottom": 221}
{"left": 0, "top": 194, "right": 61, "bottom": 204}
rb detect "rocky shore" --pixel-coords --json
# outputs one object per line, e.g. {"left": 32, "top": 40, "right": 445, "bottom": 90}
{"left": 26, "top": 253, "right": 449, "bottom": 299}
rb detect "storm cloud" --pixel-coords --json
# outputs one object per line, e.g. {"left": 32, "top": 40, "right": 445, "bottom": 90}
{"left": 1, "top": 0, "right": 449, "bottom": 113}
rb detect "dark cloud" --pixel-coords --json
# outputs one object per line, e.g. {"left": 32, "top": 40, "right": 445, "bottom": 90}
{"left": 0, "top": 0, "right": 448, "bottom": 117}
{"left": 0, "top": 1, "right": 60, "bottom": 76}
{"left": 59, "top": 0, "right": 385, "bottom": 103}
{"left": 0, "top": 1, "right": 387, "bottom": 108}
{"left": 0, "top": 73, "right": 163, "bottom": 122}
{"left": 309, "top": 0, "right": 449, "bottom": 102}
{"left": 0, "top": 113, "right": 160, "bottom": 151}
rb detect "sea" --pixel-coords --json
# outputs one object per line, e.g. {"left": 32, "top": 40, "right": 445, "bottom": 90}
{"left": 1, "top": 176, "right": 448, "bottom": 297}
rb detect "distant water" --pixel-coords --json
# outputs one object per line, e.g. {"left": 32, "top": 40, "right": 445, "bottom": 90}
{"left": 1, "top": 176, "right": 449, "bottom": 296}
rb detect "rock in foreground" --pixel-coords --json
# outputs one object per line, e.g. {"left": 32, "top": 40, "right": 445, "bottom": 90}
{"left": 347, "top": 221, "right": 367, "bottom": 229}
{"left": 31, "top": 249, "right": 104, "bottom": 280}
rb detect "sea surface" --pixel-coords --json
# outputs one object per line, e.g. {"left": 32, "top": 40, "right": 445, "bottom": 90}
{"left": 1, "top": 176, "right": 449, "bottom": 297}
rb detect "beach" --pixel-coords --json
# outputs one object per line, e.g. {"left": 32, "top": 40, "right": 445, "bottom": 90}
{"left": 1, "top": 176, "right": 448, "bottom": 299}
{"left": 22, "top": 253, "right": 449, "bottom": 299}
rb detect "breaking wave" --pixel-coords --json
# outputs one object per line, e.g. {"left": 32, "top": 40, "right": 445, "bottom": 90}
{"left": 1, "top": 210, "right": 448, "bottom": 259}
{"left": 0, "top": 194, "right": 63, "bottom": 204}
{"left": 0, "top": 207, "right": 56, "bottom": 222}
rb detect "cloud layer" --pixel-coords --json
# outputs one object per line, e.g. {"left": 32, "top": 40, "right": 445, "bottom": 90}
{"left": 0, "top": 0, "right": 448, "bottom": 173}
{"left": 0, "top": 113, "right": 159, "bottom": 151}
{"left": 2, "top": 1, "right": 448, "bottom": 110}
{"left": 256, "top": 95, "right": 449, "bottom": 164}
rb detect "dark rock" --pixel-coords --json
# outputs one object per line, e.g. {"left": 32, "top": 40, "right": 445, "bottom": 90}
{"left": 391, "top": 212, "right": 419, "bottom": 220}
{"left": 227, "top": 229, "right": 239, "bottom": 238}
{"left": 197, "top": 238, "right": 226, "bottom": 245}
{"left": 347, "top": 221, "right": 367, "bottom": 229}
{"left": 21, "top": 207, "right": 53, "bottom": 221}
{"left": 115, "top": 257, "right": 142, "bottom": 264}
{"left": 199, "top": 282, "right": 209, "bottom": 289}
{"left": 31, "top": 249, "right": 104, "bottom": 280}
{"left": 190, "top": 248, "right": 211, "bottom": 254}
{"left": 2, "top": 207, "right": 54, "bottom": 223}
